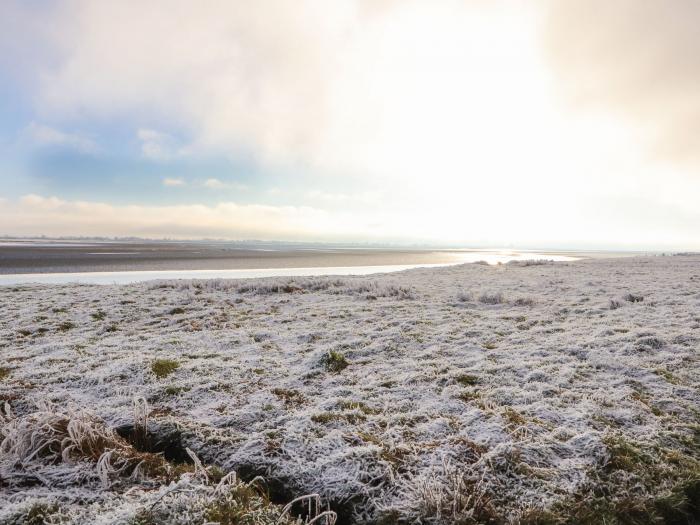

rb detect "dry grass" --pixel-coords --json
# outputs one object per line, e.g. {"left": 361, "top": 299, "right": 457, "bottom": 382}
{"left": 0, "top": 401, "right": 338, "bottom": 525}
{"left": 0, "top": 400, "right": 186, "bottom": 488}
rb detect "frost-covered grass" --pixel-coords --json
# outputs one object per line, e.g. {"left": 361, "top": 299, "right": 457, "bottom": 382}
{"left": 1, "top": 256, "right": 699, "bottom": 524}
{"left": 0, "top": 401, "right": 334, "bottom": 525}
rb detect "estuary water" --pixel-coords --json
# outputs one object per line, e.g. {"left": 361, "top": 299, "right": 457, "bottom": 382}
{"left": 0, "top": 239, "right": 607, "bottom": 285}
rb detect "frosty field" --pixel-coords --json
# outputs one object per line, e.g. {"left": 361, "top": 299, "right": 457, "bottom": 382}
{"left": 0, "top": 255, "right": 698, "bottom": 524}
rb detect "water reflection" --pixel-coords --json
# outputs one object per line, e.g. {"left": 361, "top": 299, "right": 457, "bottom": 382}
{"left": 0, "top": 250, "right": 579, "bottom": 285}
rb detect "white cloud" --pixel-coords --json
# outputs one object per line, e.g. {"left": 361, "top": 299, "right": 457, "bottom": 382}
{"left": 137, "top": 128, "right": 175, "bottom": 160}
{"left": 1, "top": 193, "right": 699, "bottom": 249}
{"left": 7, "top": 2, "right": 694, "bottom": 176}
{"left": 24, "top": 1, "right": 357, "bottom": 168}
{"left": 203, "top": 178, "right": 225, "bottom": 189}
{"left": 12, "top": 0, "right": 552, "bottom": 181}
{"left": 202, "top": 178, "right": 247, "bottom": 191}
{"left": 19, "top": 3, "right": 687, "bottom": 189}
{"left": 162, "top": 178, "right": 185, "bottom": 187}
{"left": 23, "top": 122, "right": 97, "bottom": 153}
{"left": 305, "top": 190, "right": 378, "bottom": 205}
{"left": 0, "top": 194, "right": 370, "bottom": 241}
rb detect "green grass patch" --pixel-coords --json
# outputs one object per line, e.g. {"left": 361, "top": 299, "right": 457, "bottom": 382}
{"left": 57, "top": 321, "right": 75, "bottom": 331}
{"left": 603, "top": 433, "right": 650, "bottom": 472}
{"left": 654, "top": 368, "right": 680, "bottom": 385}
{"left": 203, "top": 483, "right": 296, "bottom": 525}
{"left": 321, "top": 350, "right": 349, "bottom": 372}
{"left": 311, "top": 411, "right": 366, "bottom": 424}
{"left": 455, "top": 373, "right": 479, "bottom": 386}
{"left": 164, "top": 385, "right": 190, "bottom": 396}
{"left": 151, "top": 359, "right": 180, "bottom": 378}
{"left": 10, "top": 503, "right": 62, "bottom": 525}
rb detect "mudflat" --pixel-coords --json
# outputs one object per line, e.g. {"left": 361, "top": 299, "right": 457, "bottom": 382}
{"left": 0, "top": 241, "right": 470, "bottom": 274}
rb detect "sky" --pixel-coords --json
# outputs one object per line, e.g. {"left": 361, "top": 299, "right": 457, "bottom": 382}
{"left": 0, "top": 0, "right": 699, "bottom": 249}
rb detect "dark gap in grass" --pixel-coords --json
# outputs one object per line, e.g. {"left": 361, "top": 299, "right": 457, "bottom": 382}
{"left": 235, "top": 464, "right": 355, "bottom": 525}
{"left": 115, "top": 423, "right": 192, "bottom": 465}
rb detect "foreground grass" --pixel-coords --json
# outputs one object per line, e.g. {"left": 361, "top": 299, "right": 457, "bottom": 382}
{"left": 0, "top": 402, "right": 335, "bottom": 525}
{"left": 1, "top": 256, "right": 699, "bottom": 523}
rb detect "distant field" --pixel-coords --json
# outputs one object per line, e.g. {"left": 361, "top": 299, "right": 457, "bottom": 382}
{"left": 0, "top": 255, "right": 698, "bottom": 524}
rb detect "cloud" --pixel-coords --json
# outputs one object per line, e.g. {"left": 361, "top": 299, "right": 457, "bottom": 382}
{"left": 137, "top": 128, "right": 175, "bottom": 160}
{"left": 4, "top": 0, "right": 550, "bottom": 181}
{"left": 1, "top": 192, "right": 698, "bottom": 249}
{"left": 305, "top": 190, "right": 378, "bottom": 205}
{"left": 203, "top": 178, "right": 225, "bottom": 189}
{"left": 202, "top": 178, "right": 247, "bottom": 191}
{"left": 16, "top": 1, "right": 356, "bottom": 169}
{"left": 542, "top": 0, "right": 700, "bottom": 165}
{"left": 2, "top": 1, "right": 699, "bottom": 249}
{"left": 162, "top": 177, "right": 185, "bottom": 187}
{"left": 0, "top": 194, "right": 366, "bottom": 241}
{"left": 23, "top": 122, "right": 97, "bottom": 153}
{"left": 8, "top": 1, "right": 691, "bottom": 179}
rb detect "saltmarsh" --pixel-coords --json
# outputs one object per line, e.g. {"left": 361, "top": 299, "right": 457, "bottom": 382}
{"left": 0, "top": 255, "right": 699, "bottom": 524}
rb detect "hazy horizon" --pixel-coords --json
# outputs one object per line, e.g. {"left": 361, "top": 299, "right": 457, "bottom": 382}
{"left": 1, "top": 1, "right": 699, "bottom": 250}
{"left": 0, "top": 234, "right": 667, "bottom": 254}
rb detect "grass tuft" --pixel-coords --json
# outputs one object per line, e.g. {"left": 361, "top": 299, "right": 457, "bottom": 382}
{"left": 479, "top": 292, "right": 505, "bottom": 305}
{"left": 151, "top": 359, "right": 180, "bottom": 378}
{"left": 321, "top": 350, "right": 349, "bottom": 372}
{"left": 602, "top": 433, "right": 651, "bottom": 473}
{"left": 514, "top": 296, "right": 536, "bottom": 307}
{"left": 13, "top": 503, "right": 62, "bottom": 525}
{"left": 164, "top": 385, "right": 190, "bottom": 396}
{"left": 57, "top": 321, "right": 75, "bottom": 331}
{"left": 455, "top": 373, "right": 479, "bottom": 386}
{"left": 272, "top": 388, "right": 305, "bottom": 407}
{"left": 654, "top": 368, "right": 679, "bottom": 384}
{"left": 502, "top": 407, "right": 527, "bottom": 427}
